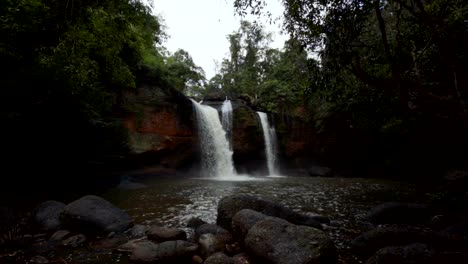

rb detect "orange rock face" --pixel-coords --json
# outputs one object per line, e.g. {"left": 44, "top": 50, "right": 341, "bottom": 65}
{"left": 124, "top": 107, "right": 192, "bottom": 137}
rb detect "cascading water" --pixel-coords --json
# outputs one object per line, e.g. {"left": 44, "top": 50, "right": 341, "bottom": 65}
{"left": 257, "top": 112, "right": 280, "bottom": 176}
{"left": 191, "top": 99, "right": 236, "bottom": 178}
{"left": 221, "top": 98, "right": 233, "bottom": 150}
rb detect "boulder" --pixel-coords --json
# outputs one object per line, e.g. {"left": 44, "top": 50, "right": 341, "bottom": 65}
{"left": 245, "top": 217, "right": 336, "bottom": 264}
{"left": 351, "top": 226, "right": 442, "bottom": 258}
{"left": 198, "top": 233, "right": 223, "bottom": 258}
{"left": 187, "top": 217, "right": 208, "bottom": 229}
{"left": 217, "top": 194, "right": 322, "bottom": 230}
{"left": 33, "top": 201, "right": 66, "bottom": 231}
{"left": 204, "top": 252, "right": 234, "bottom": 264}
{"left": 368, "top": 202, "right": 432, "bottom": 224}
{"left": 147, "top": 226, "right": 186, "bottom": 242}
{"left": 118, "top": 239, "right": 154, "bottom": 252}
{"left": 129, "top": 240, "right": 198, "bottom": 263}
{"left": 195, "top": 224, "right": 233, "bottom": 246}
{"left": 61, "top": 195, "right": 133, "bottom": 234}
{"left": 366, "top": 243, "right": 437, "bottom": 264}
{"left": 232, "top": 209, "right": 270, "bottom": 241}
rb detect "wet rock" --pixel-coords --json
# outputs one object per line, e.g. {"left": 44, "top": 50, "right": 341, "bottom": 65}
{"left": 245, "top": 217, "right": 336, "bottom": 264}
{"left": 233, "top": 253, "right": 252, "bottom": 264}
{"left": 217, "top": 194, "right": 322, "bottom": 231}
{"left": 192, "top": 255, "right": 203, "bottom": 264}
{"left": 195, "top": 224, "right": 233, "bottom": 246}
{"left": 204, "top": 252, "right": 234, "bottom": 264}
{"left": 30, "top": 255, "right": 49, "bottom": 263}
{"left": 61, "top": 195, "right": 133, "bottom": 234}
{"left": 351, "top": 226, "right": 441, "bottom": 258}
{"left": 129, "top": 240, "right": 198, "bottom": 263}
{"left": 62, "top": 234, "right": 86, "bottom": 248}
{"left": 118, "top": 239, "right": 154, "bottom": 252}
{"left": 368, "top": 202, "right": 432, "bottom": 224}
{"left": 89, "top": 234, "right": 128, "bottom": 251}
{"left": 126, "top": 224, "right": 149, "bottom": 238}
{"left": 33, "top": 201, "right": 66, "bottom": 231}
{"left": 49, "top": 230, "right": 71, "bottom": 243}
{"left": 308, "top": 166, "right": 332, "bottom": 177}
{"left": 232, "top": 209, "right": 270, "bottom": 241}
{"left": 187, "top": 217, "right": 208, "bottom": 229}
{"left": 198, "top": 233, "right": 223, "bottom": 258}
{"left": 308, "top": 213, "right": 331, "bottom": 224}
{"left": 147, "top": 226, "right": 187, "bottom": 242}
{"left": 365, "top": 243, "right": 437, "bottom": 264}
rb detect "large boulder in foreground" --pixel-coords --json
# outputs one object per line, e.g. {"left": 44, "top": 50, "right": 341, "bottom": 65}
{"left": 61, "top": 195, "right": 132, "bottom": 234}
{"left": 365, "top": 243, "right": 437, "bottom": 264}
{"left": 217, "top": 194, "right": 322, "bottom": 231}
{"left": 33, "top": 201, "right": 66, "bottom": 231}
{"left": 245, "top": 217, "right": 336, "bottom": 264}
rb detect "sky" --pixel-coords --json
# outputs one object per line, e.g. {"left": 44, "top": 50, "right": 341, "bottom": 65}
{"left": 149, "top": 0, "right": 287, "bottom": 80}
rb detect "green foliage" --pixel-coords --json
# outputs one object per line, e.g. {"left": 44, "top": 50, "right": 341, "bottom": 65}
{"left": 234, "top": 0, "right": 468, "bottom": 177}
{"left": 0, "top": 0, "right": 206, "bottom": 180}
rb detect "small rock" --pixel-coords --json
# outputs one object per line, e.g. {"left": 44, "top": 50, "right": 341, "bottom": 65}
{"left": 49, "top": 230, "right": 71, "bottom": 243}
{"left": 233, "top": 253, "right": 252, "bottom": 264}
{"left": 89, "top": 234, "right": 128, "bottom": 251}
{"left": 129, "top": 240, "right": 198, "bottom": 263}
{"left": 232, "top": 209, "right": 270, "bottom": 241}
{"left": 126, "top": 224, "right": 149, "bottom": 238}
{"left": 204, "top": 252, "right": 234, "bottom": 264}
{"left": 62, "top": 234, "right": 86, "bottom": 248}
{"left": 147, "top": 226, "right": 187, "bottom": 242}
{"left": 30, "top": 255, "right": 49, "bottom": 263}
{"left": 192, "top": 255, "right": 203, "bottom": 264}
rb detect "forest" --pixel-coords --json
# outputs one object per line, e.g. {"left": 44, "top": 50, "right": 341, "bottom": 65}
{"left": 0, "top": 0, "right": 467, "bottom": 263}
{"left": 1, "top": 0, "right": 466, "bottom": 186}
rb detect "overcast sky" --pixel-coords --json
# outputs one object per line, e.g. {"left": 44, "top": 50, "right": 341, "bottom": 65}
{"left": 150, "top": 0, "right": 287, "bottom": 80}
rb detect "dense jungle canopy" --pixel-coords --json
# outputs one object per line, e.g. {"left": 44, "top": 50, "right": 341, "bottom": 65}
{"left": 0, "top": 0, "right": 467, "bottom": 185}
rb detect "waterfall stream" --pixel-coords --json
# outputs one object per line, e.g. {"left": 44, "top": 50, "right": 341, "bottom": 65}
{"left": 221, "top": 99, "right": 233, "bottom": 150}
{"left": 191, "top": 99, "right": 236, "bottom": 178}
{"left": 257, "top": 111, "right": 280, "bottom": 176}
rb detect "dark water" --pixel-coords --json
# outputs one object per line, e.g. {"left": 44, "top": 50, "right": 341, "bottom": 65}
{"left": 102, "top": 175, "right": 421, "bottom": 251}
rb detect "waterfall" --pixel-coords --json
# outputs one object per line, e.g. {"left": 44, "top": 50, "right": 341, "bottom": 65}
{"left": 257, "top": 112, "right": 279, "bottom": 176}
{"left": 191, "top": 99, "right": 236, "bottom": 178}
{"left": 221, "top": 99, "right": 233, "bottom": 150}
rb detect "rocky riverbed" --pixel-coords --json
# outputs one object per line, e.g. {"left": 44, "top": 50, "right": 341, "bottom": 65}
{"left": 1, "top": 176, "right": 467, "bottom": 263}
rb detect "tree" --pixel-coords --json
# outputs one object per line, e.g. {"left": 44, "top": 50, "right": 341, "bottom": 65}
{"left": 166, "top": 49, "right": 206, "bottom": 96}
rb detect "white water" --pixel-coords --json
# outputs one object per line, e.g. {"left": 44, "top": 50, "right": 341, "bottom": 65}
{"left": 257, "top": 112, "right": 280, "bottom": 176}
{"left": 191, "top": 99, "right": 236, "bottom": 178}
{"left": 221, "top": 99, "right": 233, "bottom": 150}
